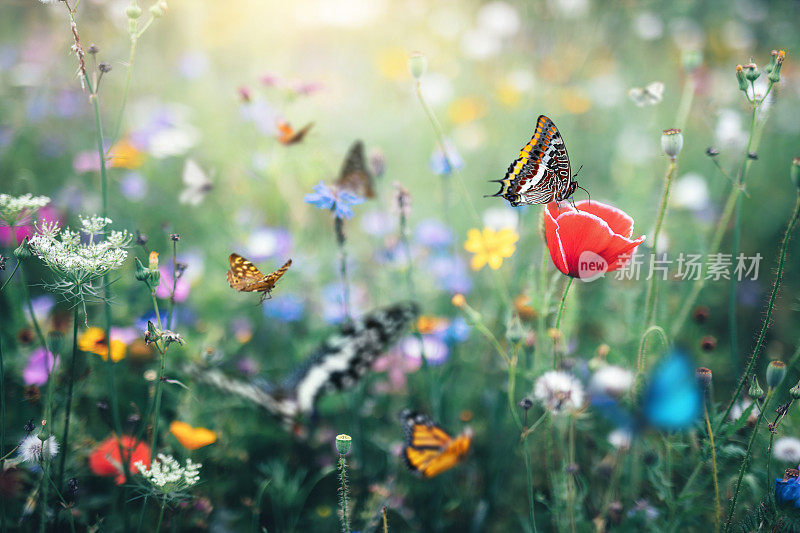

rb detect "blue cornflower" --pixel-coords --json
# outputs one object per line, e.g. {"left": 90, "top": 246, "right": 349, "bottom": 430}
{"left": 776, "top": 468, "right": 800, "bottom": 507}
{"left": 429, "top": 141, "right": 464, "bottom": 175}
{"left": 304, "top": 181, "right": 364, "bottom": 219}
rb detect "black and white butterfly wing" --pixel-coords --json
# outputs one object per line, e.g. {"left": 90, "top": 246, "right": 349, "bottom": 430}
{"left": 179, "top": 159, "right": 213, "bottom": 206}
{"left": 628, "top": 81, "right": 664, "bottom": 107}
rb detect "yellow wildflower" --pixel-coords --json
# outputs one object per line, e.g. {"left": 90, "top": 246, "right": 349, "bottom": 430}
{"left": 447, "top": 96, "right": 487, "bottom": 125}
{"left": 78, "top": 327, "right": 127, "bottom": 362}
{"left": 169, "top": 421, "right": 218, "bottom": 450}
{"left": 463, "top": 227, "right": 519, "bottom": 270}
{"left": 108, "top": 138, "right": 145, "bottom": 169}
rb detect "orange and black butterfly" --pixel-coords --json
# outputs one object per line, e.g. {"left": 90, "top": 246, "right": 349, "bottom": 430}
{"left": 276, "top": 120, "right": 313, "bottom": 145}
{"left": 335, "top": 140, "right": 375, "bottom": 199}
{"left": 226, "top": 254, "right": 292, "bottom": 303}
{"left": 400, "top": 409, "right": 472, "bottom": 478}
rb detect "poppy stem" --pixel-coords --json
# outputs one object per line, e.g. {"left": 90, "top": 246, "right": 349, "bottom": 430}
{"left": 703, "top": 400, "right": 721, "bottom": 533}
{"left": 643, "top": 158, "right": 677, "bottom": 328}
{"left": 552, "top": 277, "right": 573, "bottom": 368}
{"left": 717, "top": 192, "right": 800, "bottom": 433}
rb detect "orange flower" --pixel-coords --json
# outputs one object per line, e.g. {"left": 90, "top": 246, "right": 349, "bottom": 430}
{"left": 78, "top": 327, "right": 126, "bottom": 362}
{"left": 108, "top": 138, "right": 145, "bottom": 169}
{"left": 169, "top": 421, "right": 217, "bottom": 450}
{"left": 89, "top": 435, "right": 150, "bottom": 485}
{"left": 416, "top": 316, "right": 447, "bottom": 335}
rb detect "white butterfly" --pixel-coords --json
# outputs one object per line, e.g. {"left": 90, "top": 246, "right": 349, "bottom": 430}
{"left": 179, "top": 159, "right": 213, "bottom": 206}
{"left": 628, "top": 81, "right": 664, "bottom": 107}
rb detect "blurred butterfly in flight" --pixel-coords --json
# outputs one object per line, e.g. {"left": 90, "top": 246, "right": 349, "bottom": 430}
{"left": 335, "top": 140, "right": 376, "bottom": 199}
{"left": 276, "top": 120, "right": 313, "bottom": 145}
{"left": 185, "top": 302, "right": 419, "bottom": 429}
{"left": 179, "top": 159, "right": 213, "bottom": 206}
{"left": 226, "top": 253, "right": 292, "bottom": 303}
{"left": 593, "top": 350, "right": 702, "bottom": 433}
{"left": 627, "top": 81, "right": 664, "bottom": 107}
{"left": 400, "top": 410, "right": 472, "bottom": 478}
{"left": 488, "top": 115, "right": 587, "bottom": 207}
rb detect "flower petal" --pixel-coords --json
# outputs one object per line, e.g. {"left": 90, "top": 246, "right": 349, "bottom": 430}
{"left": 553, "top": 211, "right": 615, "bottom": 276}
{"left": 544, "top": 203, "right": 570, "bottom": 275}
{"left": 574, "top": 200, "right": 635, "bottom": 238}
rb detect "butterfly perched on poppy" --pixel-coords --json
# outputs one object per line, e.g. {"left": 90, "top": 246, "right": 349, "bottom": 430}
{"left": 226, "top": 254, "right": 292, "bottom": 303}
{"left": 592, "top": 350, "right": 702, "bottom": 433}
{"left": 276, "top": 120, "right": 313, "bottom": 145}
{"left": 489, "top": 115, "right": 586, "bottom": 206}
{"left": 335, "top": 140, "right": 375, "bottom": 199}
{"left": 400, "top": 410, "right": 472, "bottom": 478}
{"left": 185, "top": 302, "right": 419, "bottom": 426}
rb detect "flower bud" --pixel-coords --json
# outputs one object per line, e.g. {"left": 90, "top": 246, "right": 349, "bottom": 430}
{"left": 134, "top": 257, "right": 150, "bottom": 282}
{"left": 766, "top": 360, "right": 787, "bottom": 390}
{"left": 335, "top": 434, "right": 352, "bottom": 455}
{"left": 768, "top": 50, "right": 785, "bottom": 83}
{"left": 749, "top": 377, "right": 764, "bottom": 399}
{"left": 408, "top": 51, "right": 427, "bottom": 80}
{"left": 661, "top": 129, "right": 683, "bottom": 160}
{"left": 126, "top": 3, "right": 142, "bottom": 19}
{"left": 519, "top": 397, "right": 533, "bottom": 410}
{"left": 149, "top": 251, "right": 159, "bottom": 270}
{"left": 149, "top": 1, "right": 167, "bottom": 17}
{"left": 791, "top": 157, "right": 800, "bottom": 190}
{"left": 790, "top": 380, "right": 800, "bottom": 400}
{"left": 505, "top": 316, "right": 524, "bottom": 344}
{"left": 743, "top": 62, "right": 760, "bottom": 82}
{"left": 736, "top": 65, "right": 748, "bottom": 92}
{"left": 14, "top": 237, "right": 32, "bottom": 259}
{"left": 695, "top": 367, "right": 712, "bottom": 390}
{"left": 766, "top": 50, "right": 778, "bottom": 75}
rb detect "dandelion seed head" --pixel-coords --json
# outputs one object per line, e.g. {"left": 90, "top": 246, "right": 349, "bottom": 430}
{"left": 18, "top": 434, "right": 59, "bottom": 463}
{"left": 590, "top": 365, "right": 634, "bottom": 397}
{"left": 533, "top": 371, "right": 585, "bottom": 414}
{"left": 774, "top": 438, "right": 800, "bottom": 463}
{"left": 608, "top": 428, "right": 632, "bottom": 450}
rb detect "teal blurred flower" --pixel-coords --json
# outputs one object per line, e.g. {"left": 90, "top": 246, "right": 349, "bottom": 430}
{"left": 304, "top": 181, "right": 364, "bottom": 219}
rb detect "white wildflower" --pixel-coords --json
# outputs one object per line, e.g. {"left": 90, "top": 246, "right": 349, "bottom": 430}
{"left": 730, "top": 398, "right": 760, "bottom": 423}
{"left": 18, "top": 434, "right": 59, "bottom": 463}
{"left": 774, "top": 437, "right": 800, "bottom": 463}
{"left": 533, "top": 371, "right": 585, "bottom": 414}
{"left": 608, "top": 428, "right": 632, "bottom": 451}
{"left": 0, "top": 193, "right": 50, "bottom": 226}
{"left": 589, "top": 365, "right": 635, "bottom": 398}
{"left": 135, "top": 454, "right": 201, "bottom": 494}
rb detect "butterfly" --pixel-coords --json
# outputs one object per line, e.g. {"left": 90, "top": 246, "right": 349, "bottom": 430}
{"left": 628, "top": 81, "right": 664, "bottom": 107}
{"left": 400, "top": 410, "right": 472, "bottom": 478}
{"left": 185, "top": 302, "right": 419, "bottom": 426}
{"left": 592, "top": 350, "right": 702, "bottom": 433}
{"left": 489, "top": 115, "right": 585, "bottom": 207}
{"left": 335, "top": 140, "right": 375, "bottom": 199}
{"left": 179, "top": 159, "right": 213, "bottom": 206}
{"left": 276, "top": 120, "right": 314, "bottom": 145}
{"left": 226, "top": 253, "right": 292, "bottom": 303}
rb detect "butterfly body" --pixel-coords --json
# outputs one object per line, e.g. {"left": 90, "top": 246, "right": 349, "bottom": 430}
{"left": 335, "top": 140, "right": 375, "bottom": 198}
{"left": 628, "top": 81, "right": 664, "bottom": 107}
{"left": 400, "top": 410, "right": 472, "bottom": 478}
{"left": 277, "top": 121, "right": 313, "bottom": 145}
{"left": 491, "top": 115, "right": 578, "bottom": 206}
{"left": 226, "top": 254, "right": 291, "bottom": 302}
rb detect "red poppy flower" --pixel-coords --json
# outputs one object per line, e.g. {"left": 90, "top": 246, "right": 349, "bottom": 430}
{"left": 544, "top": 200, "right": 646, "bottom": 279}
{"left": 88, "top": 435, "right": 150, "bottom": 485}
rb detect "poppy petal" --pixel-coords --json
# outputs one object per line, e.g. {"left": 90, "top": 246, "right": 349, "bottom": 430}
{"left": 574, "top": 200, "right": 635, "bottom": 238}
{"left": 553, "top": 211, "right": 614, "bottom": 276}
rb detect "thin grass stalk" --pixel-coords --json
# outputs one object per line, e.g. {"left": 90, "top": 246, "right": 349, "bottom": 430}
{"left": 552, "top": 277, "right": 573, "bottom": 368}
{"left": 704, "top": 400, "right": 721, "bottom": 532}
{"left": 57, "top": 307, "right": 80, "bottom": 487}
{"left": 643, "top": 158, "right": 677, "bottom": 328}
{"left": 167, "top": 238, "right": 178, "bottom": 329}
{"left": 717, "top": 192, "right": 800, "bottom": 431}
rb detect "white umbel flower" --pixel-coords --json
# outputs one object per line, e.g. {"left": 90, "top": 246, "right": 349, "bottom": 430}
{"left": 0, "top": 193, "right": 50, "bottom": 226}
{"left": 135, "top": 453, "right": 201, "bottom": 494}
{"left": 590, "top": 365, "right": 635, "bottom": 398}
{"left": 774, "top": 437, "right": 800, "bottom": 463}
{"left": 18, "top": 434, "right": 59, "bottom": 463}
{"left": 533, "top": 371, "right": 585, "bottom": 414}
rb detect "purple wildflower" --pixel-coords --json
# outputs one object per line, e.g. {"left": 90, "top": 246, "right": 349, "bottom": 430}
{"left": 415, "top": 219, "right": 452, "bottom": 248}
{"left": 304, "top": 181, "right": 364, "bottom": 219}
{"left": 23, "top": 348, "right": 58, "bottom": 386}
{"left": 429, "top": 141, "right": 464, "bottom": 175}
{"left": 400, "top": 335, "right": 449, "bottom": 366}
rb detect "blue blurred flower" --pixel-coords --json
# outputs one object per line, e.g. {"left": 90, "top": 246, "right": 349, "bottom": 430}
{"left": 136, "top": 311, "right": 169, "bottom": 332}
{"left": 776, "top": 469, "right": 800, "bottom": 507}
{"left": 415, "top": 219, "right": 452, "bottom": 248}
{"left": 304, "top": 181, "right": 364, "bottom": 219}
{"left": 429, "top": 254, "right": 473, "bottom": 294}
{"left": 400, "top": 335, "right": 448, "bottom": 366}
{"left": 429, "top": 141, "right": 464, "bottom": 175}
{"left": 120, "top": 172, "right": 148, "bottom": 201}
{"left": 435, "top": 316, "right": 470, "bottom": 345}
{"left": 360, "top": 210, "right": 396, "bottom": 237}
{"left": 246, "top": 226, "right": 293, "bottom": 262}
{"left": 263, "top": 293, "right": 305, "bottom": 323}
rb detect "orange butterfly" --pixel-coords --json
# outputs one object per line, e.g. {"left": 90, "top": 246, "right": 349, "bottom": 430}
{"left": 276, "top": 120, "right": 313, "bottom": 145}
{"left": 226, "top": 254, "right": 292, "bottom": 302}
{"left": 400, "top": 410, "right": 472, "bottom": 478}
{"left": 334, "top": 140, "right": 375, "bottom": 199}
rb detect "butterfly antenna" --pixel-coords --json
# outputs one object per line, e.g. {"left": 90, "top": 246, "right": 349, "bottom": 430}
{"left": 572, "top": 164, "right": 584, "bottom": 179}
{"left": 577, "top": 184, "right": 592, "bottom": 205}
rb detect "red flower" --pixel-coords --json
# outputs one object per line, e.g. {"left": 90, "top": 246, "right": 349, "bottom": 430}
{"left": 544, "top": 200, "right": 646, "bottom": 279}
{"left": 88, "top": 436, "right": 150, "bottom": 485}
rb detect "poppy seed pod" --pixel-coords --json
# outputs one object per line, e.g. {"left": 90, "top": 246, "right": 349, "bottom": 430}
{"left": 695, "top": 367, "right": 712, "bottom": 390}
{"left": 335, "top": 434, "right": 352, "bottom": 455}
{"left": 408, "top": 51, "right": 427, "bottom": 80}
{"left": 767, "top": 361, "right": 787, "bottom": 390}
{"left": 790, "top": 381, "right": 800, "bottom": 400}
{"left": 661, "top": 129, "right": 683, "bottom": 160}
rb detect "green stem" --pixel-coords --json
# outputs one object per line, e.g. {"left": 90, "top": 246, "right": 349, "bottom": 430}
{"left": 644, "top": 158, "right": 677, "bottom": 327}
{"left": 566, "top": 415, "right": 577, "bottom": 533}
{"left": 338, "top": 456, "right": 350, "bottom": 533}
{"left": 155, "top": 501, "right": 166, "bottom": 533}
{"left": 0, "top": 260, "right": 20, "bottom": 292}
{"left": 58, "top": 307, "right": 80, "bottom": 487}
{"left": 724, "top": 390, "right": 773, "bottom": 531}
{"left": 107, "top": 36, "right": 138, "bottom": 152}
{"left": 167, "top": 239, "right": 178, "bottom": 329}
{"left": 718, "top": 193, "right": 800, "bottom": 432}
{"left": 704, "top": 401, "right": 721, "bottom": 533}
{"left": 251, "top": 479, "right": 271, "bottom": 533}
{"left": 637, "top": 325, "right": 669, "bottom": 373}
{"left": 45, "top": 473, "right": 76, "bottom": 533}
{"left": 552, "top": 277, "right": 573, "bottom": 368}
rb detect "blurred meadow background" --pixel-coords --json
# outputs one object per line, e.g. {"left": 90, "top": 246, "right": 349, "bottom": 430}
{"left": 2, "top": 0, "right": 800, "bottom": 531}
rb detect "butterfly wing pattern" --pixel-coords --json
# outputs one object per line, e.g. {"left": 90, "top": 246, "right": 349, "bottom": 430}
{"left": 277, "top": 121, "right": 314, "bottom": 145}
{"left": 227, "top": 254, "right": 292, "bottom": 302}
{"left": 643, "top": 351, "right": 702, "bottom": 431}
{"left": 400, "top": 410, "right": 472, "bottom": 478}
{"left": 186, "top": 302, "right": 419, "bottom": 425}
{"left": 490, "top": 115, "right": 578, "bottom": 206}
{"left": 335, "top": 140, "right": 375, "bottom": 199}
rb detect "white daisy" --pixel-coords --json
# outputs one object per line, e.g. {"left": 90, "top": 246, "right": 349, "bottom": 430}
{"left": 533, "top": 371, "right": 585, "bottom": 414}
